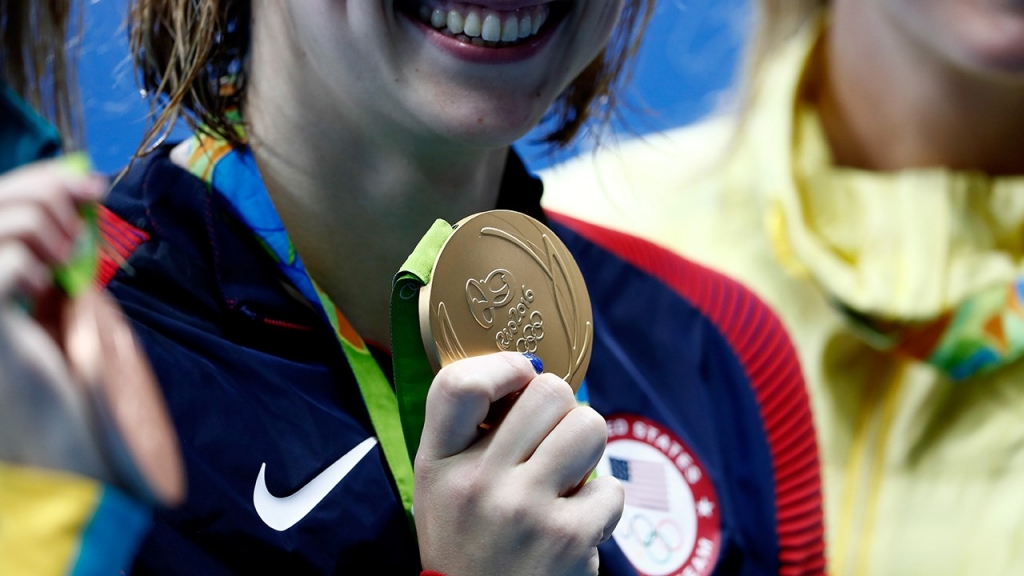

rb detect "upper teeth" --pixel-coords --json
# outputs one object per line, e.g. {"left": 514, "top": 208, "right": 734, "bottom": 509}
{"left": 418, "top": 3, "right": 551, "bottom": 43}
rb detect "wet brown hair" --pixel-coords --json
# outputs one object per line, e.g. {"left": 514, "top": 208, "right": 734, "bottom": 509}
{"left": 0, "top": 0, "right": 81, "bottom": 147}
{"left": 128, "top": 0, "right": 653, "bottom": 153}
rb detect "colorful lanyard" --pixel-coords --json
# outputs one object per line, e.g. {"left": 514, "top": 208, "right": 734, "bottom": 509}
{"left": 184, "top": 133, "right": 424, "bottom": 528}
{"left": 838, "top": 280, "right": 1024, "bottom": 381}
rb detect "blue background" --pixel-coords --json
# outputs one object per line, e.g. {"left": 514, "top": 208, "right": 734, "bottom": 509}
{"left": 80, "top": 0, "right": 748, "bottom": 174}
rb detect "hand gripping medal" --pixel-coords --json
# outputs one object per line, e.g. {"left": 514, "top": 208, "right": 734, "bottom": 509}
{"left": 390, "top": 210, "right": 592, "bottom": 460}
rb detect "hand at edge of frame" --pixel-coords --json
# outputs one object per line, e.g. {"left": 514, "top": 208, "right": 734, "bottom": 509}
{"left": 414, "top": 351, "right": 623, "bottom": 576}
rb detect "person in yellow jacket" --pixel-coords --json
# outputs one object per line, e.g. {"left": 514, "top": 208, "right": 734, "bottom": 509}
{"left": 543, "top": 0, "right": 1024, "bottom": 573}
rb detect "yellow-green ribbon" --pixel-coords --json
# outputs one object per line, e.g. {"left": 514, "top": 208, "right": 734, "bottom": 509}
{"left": 391, "top": 220, "right": 455, "bottom": 462}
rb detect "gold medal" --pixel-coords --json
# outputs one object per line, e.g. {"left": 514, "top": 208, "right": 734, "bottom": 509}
{"left": 419, "top": 211, "right": 592, "bottom": 391}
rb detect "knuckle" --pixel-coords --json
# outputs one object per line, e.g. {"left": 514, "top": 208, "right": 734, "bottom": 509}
{"left": 559, "top": 406, "right": 609, "bottom": 458}
{"left": 418, "top": 462, "right": 491, "bottom": 519}
{"left": 486, "top": 487, "right": 533, "bottom": 525}
{"left": 413, "top": 451, "right": 434, "bottom": 474}
{"left": 606, "top": 477, "right": 626, "bottom": 512}
{"left": 432, "top": 362, "right": 490, "bottom": 401}
{"left": 528, "top": 373, "right": 575, "bottom": 410}
{"left": 572, "top": 406, "right": 608, "bottom": 438}
{"left": 38, "top": 178, "right": 68, "bottom": 206}
{"left": 20, "top": 206, "right": 50, "bottom": 237}
{"left": 591, "top": 474, "right": 625, "bottom": 500}
{"left": 546, "top": 513, "right": 595, "bottom": 553}
{"left": 497, "top": 350, "right": 529, "bottom": 373}
{"left": 43, "top": 188, "right": 76, "bottom": 223}
{"left": 1, "top": 243, "right": 38, "bottom": 278}
{"left": 595, "top": 477, "right": 626, "bottom": 529}
{"left": 445, "top": 463, "right": 490, "bottom": 505}
{"left": 0, "top": 242, "right": 32, "bottom": 271}
{"left": 0, "top": 243, "right": 45, "bottom": 298}
{"left": 610, "top": 474, "right": 625, "bottom": 499}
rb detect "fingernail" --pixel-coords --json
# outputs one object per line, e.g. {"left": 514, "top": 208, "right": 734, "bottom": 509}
{"left": 523, "top": 352, "right": 543, "bottom": 374}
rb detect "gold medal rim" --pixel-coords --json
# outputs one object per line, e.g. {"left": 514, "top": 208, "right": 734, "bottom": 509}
{"left": 418, "top": 210, "right": 592, "bottom": 391}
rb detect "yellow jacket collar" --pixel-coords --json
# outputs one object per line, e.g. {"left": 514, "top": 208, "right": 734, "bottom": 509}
{"left": 754, "top": 15, "right": 1024, "bottom": 321}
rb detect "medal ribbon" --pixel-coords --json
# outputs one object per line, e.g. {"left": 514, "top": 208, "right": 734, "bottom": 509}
{"left": 184, "top": 130, "right": 455, "bottom": 530}
{"left": 53, "top": 154, "right": 100, "bottom": 298}
{"left": 391, "top": 220, "right": 455, "bottom": 461}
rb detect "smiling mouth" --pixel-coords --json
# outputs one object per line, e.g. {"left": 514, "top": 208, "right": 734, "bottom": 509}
{"left": 397, "top": 1, "right": 569, "bottom": 48}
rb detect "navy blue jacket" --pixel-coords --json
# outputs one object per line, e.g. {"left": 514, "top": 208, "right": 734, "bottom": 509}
{"left": 102, "top": 148, "right": 824, "bottom": 575}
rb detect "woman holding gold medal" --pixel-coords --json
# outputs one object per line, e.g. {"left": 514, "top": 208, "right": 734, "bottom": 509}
{"left": 3, "top": 0, "right": 824, "bottom": 574}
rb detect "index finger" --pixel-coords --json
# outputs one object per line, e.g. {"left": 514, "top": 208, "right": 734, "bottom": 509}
{"left": 417, "top": 352, "right": 539, "bottom": 461}
{"left": 0, "top": 160, "right": 107, "bottom": 245}
{"left": 0, "top": 159, "right": 107, "bottom": 205}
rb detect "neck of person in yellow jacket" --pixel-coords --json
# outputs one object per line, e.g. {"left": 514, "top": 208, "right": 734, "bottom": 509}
{"left": 816, "top": 0, "right": 1024, "bottom": 175}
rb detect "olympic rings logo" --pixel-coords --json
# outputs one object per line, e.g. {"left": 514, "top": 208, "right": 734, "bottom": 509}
{"left": 516, "top": 311, "right": 545, "bottom": 353}
{"left": 618, "top": 512, "right": 688, "bottom": 565}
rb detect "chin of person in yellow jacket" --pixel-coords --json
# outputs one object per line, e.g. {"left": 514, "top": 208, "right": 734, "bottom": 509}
{"left": 542, "top": 0, "right": 1024, "bottom": 574}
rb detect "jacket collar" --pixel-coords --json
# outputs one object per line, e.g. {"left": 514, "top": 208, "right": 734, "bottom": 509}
{"left": 149, "top": 145, "right": 547, "bottom": 332}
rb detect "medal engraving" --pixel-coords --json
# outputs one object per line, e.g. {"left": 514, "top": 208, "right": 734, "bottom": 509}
{"left": 466, "top": 269, "right": 516, "bottom": 329}
{"left": 420, "top": 211, "right": 592, "bottom": 391}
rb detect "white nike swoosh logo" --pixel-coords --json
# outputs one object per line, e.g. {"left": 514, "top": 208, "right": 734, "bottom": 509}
{"left": 253, "top": 437, "right": 378, "bottom": 531}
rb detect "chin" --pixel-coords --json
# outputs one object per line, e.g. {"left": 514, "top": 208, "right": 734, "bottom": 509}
{"left": 972, "top": 37, "right": 1024, "bottom": 78}
{"left": 436, "top": 121, "right": 536, "bottom": 149}
{"left": 425, "top": 104, "right": 548, "bottom": 149}
{"left": 951, "top": 7, "right": 1024, "bottom": 79}
{"left": 955, "top": 40, "right": 1024, "bottom": 81}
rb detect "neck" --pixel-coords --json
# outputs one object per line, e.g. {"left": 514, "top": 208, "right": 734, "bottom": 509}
{"left": 817, "top": 1, "right": 1024, "bottom": 174}
{"left": 246, "top": 31, "right": 508, "bottom": 346}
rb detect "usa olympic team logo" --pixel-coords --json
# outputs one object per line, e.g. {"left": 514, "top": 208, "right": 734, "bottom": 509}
{"left": 597, "top": 415, "right": 721, "bottom": 576}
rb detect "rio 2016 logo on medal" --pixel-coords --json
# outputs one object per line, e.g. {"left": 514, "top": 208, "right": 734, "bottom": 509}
{"left": 419, "top": 210, "right": 592, "bottom": 392}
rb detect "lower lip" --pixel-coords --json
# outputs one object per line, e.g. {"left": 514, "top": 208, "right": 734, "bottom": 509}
{"left": 400, "top": 12, "right": 559, "bottom": 64}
